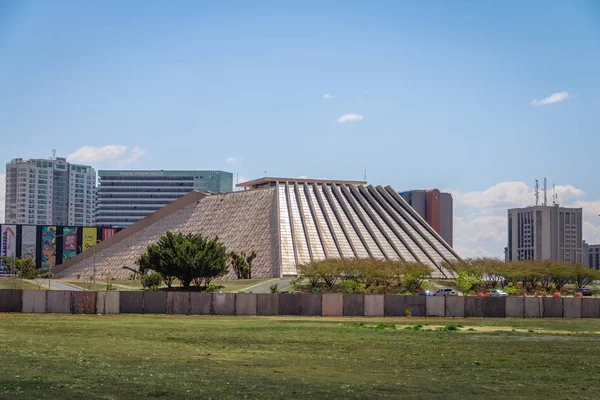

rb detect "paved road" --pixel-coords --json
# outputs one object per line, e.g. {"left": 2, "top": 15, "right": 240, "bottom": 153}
{"left": 35, "top": 279, "right": 84, "bottom": 291}
{"left": 243, "top": 277, "right": 294, "bottom": 293}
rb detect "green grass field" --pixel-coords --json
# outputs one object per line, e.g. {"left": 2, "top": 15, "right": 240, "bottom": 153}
{"left": 1, "top": 315, "right": 600, "bottom": 399}
{"left": 0, "top": 279, "right": 47, "bottom": 291}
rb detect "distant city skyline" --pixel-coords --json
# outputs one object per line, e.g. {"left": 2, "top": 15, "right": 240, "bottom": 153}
{"left": 1, "top": 1, "right": 599, "bottom": 257}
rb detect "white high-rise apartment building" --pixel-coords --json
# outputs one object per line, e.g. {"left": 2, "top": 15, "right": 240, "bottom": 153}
{"left": 507, "top": 205, "right": 583, "bottom": 264}
{"left": 4, "top": 157, "right": 97, "bottom": 226}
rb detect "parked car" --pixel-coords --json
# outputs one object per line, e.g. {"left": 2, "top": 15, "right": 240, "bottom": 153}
{"left": 577, "top": 288, "right": 593, "bottom": 296}
{"left": 418, "top": 290, "right": 435, "bottom": 296}
{"left": 489, "top": 289, "right": 508, "bottom": 297}
{"left": 435, "top": 288, "right": 458, "bottom": 296}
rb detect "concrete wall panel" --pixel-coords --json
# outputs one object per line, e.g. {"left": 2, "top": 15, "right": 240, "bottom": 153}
{"left": 236, "top": 293, "right": 257, "bottom": 315}
{"left": 405, "top": 296, "right": 426, "bottom": 317}
{"left": 484, "top": 297, "right": 506, "bottom": 318}
{"left": 543, "top": 298, "right": 563, "bottom": 318}
{"left": 167, "top": 292, "right": 190, "bottom": 315}
{"left": 505, "top": 297, "right": 524, "bottom": 318}
{"left": 364, "top": 295, "right": 384, "bottom": 316}
{"left": 190, "top": 293, "right": 212, "bottom": 315}
{"left": 279, "top": 294, "right": 301, "bottom": 315}
{"left": 120, "top": 291, "right": 144, "bottom": 314}
{"left": 257, "top": 294, "right": 279, "bottom": 315}
{"left": 582, "top": 298, "right": 600, "bottom": 318}
{"left": 524, "top": 297, "right": 542, "bottom": 318}
{"left": 465, "top": 297, "right": 485, "bottom": 317}
{"left": 144, "top": 291, "right": 166, "bottom": 314}
{"left": 71, "top": 291, "right": 97, "bottom": 314}
{"left": 212, "top": 293, "right": 235, "bottom": 315}
{"left": 97, "top": 291, "right": 120, "bottom": 314}
{"left": 322, "top": 294, "right": 343, "bottom": 316}
{"left": 426, "top": 296, "right": 445, "bottom": 317}
{"left": 563, "top": 298, "right": 581, "bottom": 319}
{"left": 384, "top": 295, "right": 405, "bottom": 316}
{"left": 300, "top": 294, "right": 321, "bottom": 316}
{"left": 46, "top": 291, "right": 71, "bottom": 313}
{"left": 22, "top": 290, "right": 46, "bottom": 313}
{"left": 445, "top": 296, "right": 464, "bottom": 317}
{"left": 343, "top": 294, "right": 364, "bottom": 316}
{"left": 0, "top": 289, "right": 23, "bottom": 312}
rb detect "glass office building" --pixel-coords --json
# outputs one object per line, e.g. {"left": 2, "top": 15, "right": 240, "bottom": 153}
{"left": 96, "top": 170, "right": 233, "bottom": 227}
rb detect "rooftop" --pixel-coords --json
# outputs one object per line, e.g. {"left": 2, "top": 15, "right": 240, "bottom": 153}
{"left": 236, "top": 176, "right": 367, "bottom": 189}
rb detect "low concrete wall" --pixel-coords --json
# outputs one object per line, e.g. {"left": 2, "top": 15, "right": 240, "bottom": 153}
{"left": 46, "top": 291, "right": 71, "bottom": 313}
{"left": 5, "top": 291, "right": 600, "bottom": 318}
{"left": 343, "top": 294, "right": 364, "bottom": 317}
{"left": 364, "top": 295, "right": 384, "bottom": 316}
{"left": 322, "top": 294, "right": 343, "bottom": 316}
{"left": 97, "top": 291, "right": 120, "bottom": 314}
{"left": 236, "top": 293, "right": 257, "bottom": 315}
{"left": 0, "top": 289, "right": 23, "bottom": 312}
{"left": 22, "top": 290, "right": 46, "bottom": 313}
{"left": 120, "top": 291, "right": 144, "bottom": 314}
{"left": 384, "top": 295, "right": 404, "bottom": 316}
{"left": 301, "top": 294, "right": 322, "bottom": 316}
{"left": 212, "top": 293, "right": 235, "bottom": 315}
{"left": 257, "top": 293, "right": 279, "bottom": 315}
{"left": 167, "top": 292, "right": 190, "bottom": 315}
{"left": 484, "top": 297, "right": 506, "bottom": 318}
{"left": 563, "top": 298, "right": 581, "bottom": 319}
{"left": 71, "top": 291, "right": 96, "bottom": 314}
{"left": 543, "top": 298, "right": 563, "bottom": 318}
{"left": 190, "top": 293, "right": 212, "bottom": 315}
{"left": 279, "top": 294, "right": 301, "bottom": 315}
{"left": 524, "top": 298, "right": 542, "bottom": 318}
{"left": 426, "top": 296, "right": 445, "bottom": 317}
{"left": 582, "top": 298, "right": 600, "bottom": 318}
{"left": 505, "top": 297, "right": 524, "bottom": 318}
{"left": 445, "top": 296, "right": 464, "bottom": 318}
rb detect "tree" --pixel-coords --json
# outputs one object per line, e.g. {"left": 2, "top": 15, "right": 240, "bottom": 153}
{"left": 296, "top": 262, "right": 322, "bottom": 288}
{"left": 574, "top": 264, "right": 599, "bottom": 290}
{"left": 456, "top": 271, "right": 483, "bottom": 294}
{"left": 141, "top": 272, "right": 162, "bottom": 291}
{"left": 136, "top": 231, "right": 229, "bottom": 288}
{"left": 1, "top": 256, "right": 39, "bottom": 279}
{"left": 402, "top": 262, "right": 433, "bottom": 293}
{"left": 229, "top": 251, "right": 257, "bottom": 279}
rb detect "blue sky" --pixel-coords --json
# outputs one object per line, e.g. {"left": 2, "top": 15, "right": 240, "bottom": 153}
{"left": 1, "top": 1, "right": 599, "bottom": 256}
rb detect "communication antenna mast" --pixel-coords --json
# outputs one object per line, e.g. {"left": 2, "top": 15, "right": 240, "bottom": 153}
{"left": 52, "top": 149, "right": 56, "bottom": 160}
{"left": 553, "top": 183, "right": 558, "bottom": 205}
{"left": 543, "top": 177, "right": 548, "bottom": 206}
{"left": 535, "top": 179, "right": 539, "bottom": 206}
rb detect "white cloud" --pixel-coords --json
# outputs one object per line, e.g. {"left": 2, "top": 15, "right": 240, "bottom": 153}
{"left": 447, "top": 181, "right": 585, "bottom": 210}
{"left": 337, "top": 114, "right": 363, "bottom": 123}
{"left": 0, "top": 173, "right": 5, "bottom": 223}
{"left": 68, "top": 145, "right": 147, "bottom": 166}
{"left": 531, "top": 91, "right": 569, "bottom": 106}
{"left": 226, "top": 157, "right": 243, "bottom": 164}
{"left": 448, "top": 181, "right": 598, "bottom": 259}
{"left": 322, "top": 93, "right": 334, "bottom": 99}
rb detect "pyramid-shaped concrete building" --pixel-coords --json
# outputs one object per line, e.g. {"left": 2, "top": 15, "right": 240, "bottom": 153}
{"left": 55, "top": 178, "right": 460, "bottom": 280}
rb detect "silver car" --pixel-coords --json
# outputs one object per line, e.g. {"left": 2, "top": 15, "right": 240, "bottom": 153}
{"left": 489, "top": 289, "right": 508, "bottom": 297}
{"left": 435, "top": 288, "right": 458, "bottom": 296}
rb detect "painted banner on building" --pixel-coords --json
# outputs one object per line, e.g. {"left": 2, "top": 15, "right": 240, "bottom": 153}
{"left": 41, "top": 226, "right": 57, "bottom": 269}
{"left": 102, "top": 228, "right": 117, "bottom": 240}
{"left": 1, "top": 225, "right": 17, "bottom": 257}
{"left": 62, "top": 226, "right": 78, "bottom": 261}
{"left": 82, "top": 227, "right": 97, "bottom": 252}
{"left": 21, "top": 225, "right": 37, "bottom": 264}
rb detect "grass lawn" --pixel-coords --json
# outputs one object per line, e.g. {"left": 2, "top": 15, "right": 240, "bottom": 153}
{"left": 1, "top": 315, "right": 600, "bottom": 399}
{"left": 0, "top": 279, "right": 47, "bottom": 291}
{"left": 60, "top": 278, "right": 271, "bottom": 293}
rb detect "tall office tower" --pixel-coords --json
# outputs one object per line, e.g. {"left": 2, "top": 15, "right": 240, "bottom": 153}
{"left": 4, "top": 157, "right": 96, "bottom": 226}
{"left": 507, "top": 205, "right": 583, "bottom": 264}
{"left": 400, "top": 189, "right": 453, "bottom": 247}
{"left": 96, "top": 170, "right": 233, "bottom": 227}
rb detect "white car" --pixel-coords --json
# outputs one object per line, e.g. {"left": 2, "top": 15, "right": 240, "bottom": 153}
{"left": 435, "top": 288, "right": 458, "bottom": 296}
{"left": 489, "top": 289, "right": 508, "bottom": 297}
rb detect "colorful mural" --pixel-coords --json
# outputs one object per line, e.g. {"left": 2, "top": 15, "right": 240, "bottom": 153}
{"left": 41, "top": 226, "right": 57, "bottom": 269}
{"left": 62, "top": 227, "right": 78, "bottom": 261}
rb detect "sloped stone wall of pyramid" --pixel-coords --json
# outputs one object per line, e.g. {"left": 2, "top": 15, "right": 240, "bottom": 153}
{"left": 56, "top": 188, "right": 280, "bottom": 280}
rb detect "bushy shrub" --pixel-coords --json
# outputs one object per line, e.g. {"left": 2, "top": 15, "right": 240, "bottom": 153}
{"left": 504, "top": 282, "right": 517, "bottom": 295}
{"left": 141, "top": 272, "right": 162, "bottom": 291}
{"left": 269, "top": 284, "right": 279, "bottom": 294}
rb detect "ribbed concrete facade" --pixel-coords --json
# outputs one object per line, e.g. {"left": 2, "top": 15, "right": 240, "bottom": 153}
{"left": 55, "top": 179, "right": 460, "bottom": 280}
